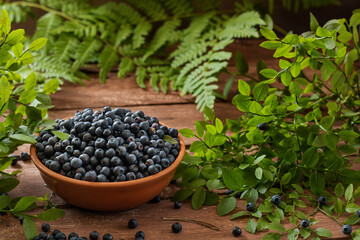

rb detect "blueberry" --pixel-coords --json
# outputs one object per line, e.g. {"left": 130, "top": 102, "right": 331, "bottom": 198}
{"left": 19, "top": 216, "right": 24, "bottom": 225}
{"left": 110, "top": 156, "right": 121, "bottom": 166}
{"left": 342, "top": 224, "right": 352, "bottom": 235}
{"left": 74, "top": 122, "right": 85, "bottom": 133}
{"left": 20, "top": 152, "right": 31, "bottom": 161}
{"left": 121, "top": 129, "right": 131, "bottom": 139}
{"left": 116, "top": 146, "right": 127, "bottom": 157}
{"left": 65, "top": 145, "right": 74, "bottom": 154}
{"left": 71, "top": 137, "right": 81, "bottom": 148}
{"left": 50, "top": 161, "right": 61, "bottom": 172}
{"left": 100, "top": 166, "right": 111, "bottom": 177}
{"left": 41, "top": 223, "right": 51, "bottom": 232}
{"left": 71, "top": 158, "right": 82, "bottom": 169}
{"left": 102, "top": 233, "right": 113, "bottom": 240}
{"left": 174, "top": 201, "right": 182, "bottom": 209}
{"left": 105, "top": 148, "right": 116, "bottom": 158}
{"left": 130, "top": 123, "right": 140, "bottom": 133}
{"left": 55, "top": 232, "right": 66, "bottom": 240}
{"left": 161, "top": 158, "right": 170, "bottom": 168}
{"left": 97, "top": 174, "right": 107, "bottom": 182}
{"left": 107, "top": 138, "right": 119, "bottom": 148}
{"left": 169, "top": 128, "right": 178, "bottom": 138}
{"left": 149, "top": 195, "right": 161, "bottom": 203}
{"left": 157, "top": 139, "right": 164, "bottom": 148}
{"left": 126, "top": 154, "right": 137, "bottom": 165}
{"left": 232, "top": 226, "right": 242, "bottom": 237}
{"left": 52, "top": 230, "right": 60, "bottom": 237}
{"left": 301, "top": 219, "right": 310, "bottom": 228}
{"left": 156, "top": 130, "right": 164, "bottom": 138}
{"left": 128, "top": 218, "right": 138, "bottom": 229}
{"left": 126, "top": 172, "right": 136, "bottom": 181}
{"left": 35, "top": 142, "right": 45, "bottom": 152}
{"left": 246, "top": 202, "right": 255, "bottom": 212}
{"left": 94, "top": 149, "right": 105, "bottom": 159}
{"left": 318, "top": 196, "right": 327, "bottom": 205}
{"left": 69, "top": 232, "right": 79, "bottom": 239}
{"left": 38, "top": 232, "right": 48, "bottom": 239}
{"left": 172, "top": 222, "right": 182, "bottom": 233}
{"left": 44, "top": 145, "right": 54, "bottom": 156}
{"left": 84, "top": 170, "right": 97, "bottom": 182}
{"left": 271, "top": 195, "right": 281, "bottom": 205}
{"left": 357, "top": 209, "right": 360, "bottom": 218}
{"left": 95, "top": 127, "right": 103, "bottom": 137}
{"left": 89, "top": 231, "right": 99, "bottom": 240}
{"left": 135, "top": 231, "right": 145, "bottom": 239}
{"left": 139, "top": 121, "right": 149, "bottom": 131}
{"left": 257, "top": 123, "right": 267, "bottom": 130}
{"left": 148, "top": 165, "right": 158, "bottom": 175}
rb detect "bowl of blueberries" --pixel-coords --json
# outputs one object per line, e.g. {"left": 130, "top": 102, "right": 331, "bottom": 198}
{"left": 30, "top": 106, "right": 185, "bottom": 211}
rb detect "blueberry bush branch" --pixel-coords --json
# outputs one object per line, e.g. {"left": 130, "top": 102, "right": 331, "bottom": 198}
{"left": 0, "top": 9, "right": 64, "bottom": 239}
{"left": 174, "top": 10, "right": 360, "bottom": 239}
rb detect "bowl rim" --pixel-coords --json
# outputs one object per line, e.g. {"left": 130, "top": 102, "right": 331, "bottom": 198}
{"left": 30, "top": 119, "right": 185, "bottom": 188}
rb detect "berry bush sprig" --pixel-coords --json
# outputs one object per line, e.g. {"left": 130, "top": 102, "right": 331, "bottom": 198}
{"left": 174, "top": 10, "right": 360, "bottom": 239}
{"left": 0, "top": 9, "right": 64, "bottom": 240}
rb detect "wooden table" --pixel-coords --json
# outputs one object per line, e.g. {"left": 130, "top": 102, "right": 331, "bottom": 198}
{"left": 1, "top": 40, "right": 352, "bottom": 239}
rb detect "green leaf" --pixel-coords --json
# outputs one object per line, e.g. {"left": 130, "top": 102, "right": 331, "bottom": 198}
{"left": 300, "top": 147, "right": 319, "bottom": 168}
{"left": 273, "top": 44, "right": 292, "bottom": 58}
{"left": 235, "top": 51, "right": 248, "bottom": 75}
{"left": 316, "top": 27, "right": 331, "bottom": 37}
{"left": 300, "top": 228, "right": 311, "bottom": 239}
{"left": 179, "top": 128, "right": 195, "bottom": 138}
{"left": 215, "top": 118, "right": 223, "bottom": 133}
{"left": 339, "top": 144, "right": 357, "bottom": 154}
{"left": 37, "top": 208, "right": 65, "bottom": 221}
{"left": 259, "top": 204, "right": 273, "bottom": 213}
{"left": 43, "top": 79, "right": 59, "bottom": 94}
{"left": 72, "top": 38, "right": 103, "bottom": 71}
{"left": 163, "top": 135, "right": 178, "bottom": 144}
{"left": 24, "top": 72, "right": 37, "bottom": 92}
{"left": 344, "top": 213, "right": 360, "bottom": 225}
{"left": 217, "top": 196, "right": 236, "bottom": 216}
{"left": 1, "top": 9, "right": 11, "bottom": 35}
{"left": 268, "top": 222, "right": 285, "bottom": 233}
{"left": 345, "top": 203, "right": 360, "bottom": 213}
{"left": 345, "top": 184, "right": 353, "bottom": 202}
{"left": 237, "top": 79, "right": 250, "bottom": 96}
{"left": 204, "top": 191, "right": 219, "bottom": 206}
{"left": 189, "top": 141, "right": 206, "bottom": 153}
{"left": 310, "top": 13, "right": 320, "bottom": 32}
{"left": 260, "top": 41, "right": 282, "bottom": 50}
{"left": 223, "top": 76, "right": 235, "bottom": 97}
{"left": 281, "top": 71, "right": 292, "bottom": 86}
{"left": 23, "top": 216, "right": 37, "bottom": 240}
{"left": 5, "top": 29, "right": 24, "bottom": 46}
{"left": 52, "top": 131, "right": 69, "bottom": 141}
{"left": 263, "top": 233, "right": 281, "bottom": 240}
{"left": 9, "top": 134, "right": 36, "bottom": 143}
{"left": 98, "top": 45, "right": 119, "bottom": 83}
{"left": 245, "top": 218, "right": 257, "bottom": 234}
{"left": 14, "top": 196, "right": 36, "bottom": 212}
{"left": 253, "top": 83, "right": 268, "bottom": 101}
{"left": 12, "top": 42, "right": 23, "bottom": 58}
{"left": 319, "top": 116, "right": 334, "bottom": 130}
{"left": 0, "top": 195, "right": 11, "bottom": 209}
{"left": 309, "top": 172, "right": 325, "bottom": 196}
{"left": 350, "top": 12, "right": 360, "bottom": 27}
{"left": 18, "top": 51, "right": 33, "bottom": 65}
{"left": 287, "top": 228, "right": 300, "bottom": 240}
{"left": 260, "top": 26, "right": 277, "bottom": 40}
{"left": 118, "top": 57, "right": 134, "bottom": 79}
{"left": 280, "top": 172, "right": 291, "bottom": 185}
{"left": 0, "top": 178, "right": 20, "bottom": 193}
{"left": 335, "top": 183, "right": 345, "bottom": 197}
{"left": 222, "top": 168, "right": 244, "bottom": 191}
{"left": 0, "top": 76, "right": 13, "bottom": 103}
{"left": 232, "top": 94, "right": 251, "bottom": 112}
{"left": 314, "top": 228, "right": 332, "bottom": 238}
{"left": 255, "top": 167, "right": 262, "bottom": 180}
{"left": 230, "top": 211, "right": 250, "bottom": 220}
{"left": 191, "top": 188, "right": 206, "bottom": 210}
{"left": 19, "top": 90, "right": 37, "bottom": 104}
{"left": 338, "top": 130, "right": 359, "bottom": 141}
{"left": 204, "top": 106, "right": 215, "bottom": 122}
{"left": 28, "top": 38, "right": 47, "bottom": 51}
{"left": 173, "top": 189, "right": 193, "bottom": 202}
{"left": 182, "top": 155, "right": 202, "bottom": 165}
{"left": 260, "top": 69, "right": 277, "bottom": 78}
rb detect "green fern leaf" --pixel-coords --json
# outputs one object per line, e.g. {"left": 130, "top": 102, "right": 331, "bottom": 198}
{"left": 118, "top": 57, "right": 135, "bottom": 79}
{"left": 98, "top": 45, "right": 119, "bottom": 83}
{"left": 117, "top": 3, "right": 144, "bottom": 24}
{"left": 114, "top": 25, "right": 133, "bottom": 47}
{"left": 183, "top": 12, "right": 215, "bottom": 45}
{"left": 135, "top": 67, "right": 147, "bottom": 88}
{"left": 143, "top": 19, "right": 181, "bottom": 60}
{"left": 53, "top": 35, "right": 79, "bottom": 62}
{"left": 160, "top": 76, "right": 170, "bottom": 93}
{"left": 132, "top": 22, "right": 152, "bottom": 49}
{"left": 118, "top": 44, "right": 146, "bottom": 57}
{"left": 0, "top": 4, "right": 27, "bottom": 23}
{"left": 72, "top": 38, "right": 102, "bottom": 72}
{"left": 127, "top": 0, "right": 168, "bottom": 20}
{"left": 33, "top": 13, "right": 63, "bottom": 41}
{"left": 162, "top": 0, "right": 194, "bottom": 16}
{"left": 150, "top": 73, "right": 160, "bottom": 92}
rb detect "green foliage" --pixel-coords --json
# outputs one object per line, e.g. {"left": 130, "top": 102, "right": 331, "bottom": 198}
{"left": 2, "top": 0, "right": 268, "bottom": 111}
{"left": 174, "top": 11, "right": 360, "bottom": 238}
{"left": 0, "top": 9, "right": 63, "bottom": 239}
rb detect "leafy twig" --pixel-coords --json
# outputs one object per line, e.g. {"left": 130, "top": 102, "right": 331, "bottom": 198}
{"left": 161, "top": 217, "right": 220, "bottom": 231}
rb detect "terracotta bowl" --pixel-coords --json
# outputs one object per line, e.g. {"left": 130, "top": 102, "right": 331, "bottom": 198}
{"left": 30, "top": 123, "right": 185, "bottom": 211}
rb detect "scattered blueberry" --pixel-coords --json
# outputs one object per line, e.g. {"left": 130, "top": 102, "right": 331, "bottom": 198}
{"left": 342, "top": 224, "right": 352, "bottom": 235}
{"left": 172, "top": 222, "right": 182, "bottom": 233}
{"left": 246, "top": 202, "right": 255, "bottom": 212}
{"left": 135, "top": 231, "right": 145, "bottom": 239}
{"left": 102, "top": 233, "right": 113, "bottom": 240}
{"left": 20, "top": 152, "right": 31, "bottom": 161}
{"left": 35, "top": 107, "right": 180, "bottom": 182}
{"left": 89, "top": 231, "right": 99, "bottom": 240}
{"left": 357, "top": 209, "right": 360, "bottom": 218}
{"left": 174, "top": 201, "right": 182, "bottom": 209}
{"left": 318, "top": 196, "right": 327, "bottom": 205}
{"left": 271, "top": 195, "right": 281, "bottom": 205}
{"left": 41, "top": 223, "right": 51, "bottom": 232}
{"left": 148, "top": 195, "right": 161, "bottom": 203}
{"left": 301, "top": 219, "right": 310, "bottom": 228}
{"left": 257, "top": 123, "right": 267, "bottom": 130}
{"left": 128, "top": 218, "right": 138, "bottom": 229}
{"left": 232, "top": 226, "right": 242, "bottom": 237}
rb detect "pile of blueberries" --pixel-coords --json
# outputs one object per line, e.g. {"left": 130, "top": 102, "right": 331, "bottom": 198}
{"left": 34, "top": 107, "right": 180, "bottom": 182}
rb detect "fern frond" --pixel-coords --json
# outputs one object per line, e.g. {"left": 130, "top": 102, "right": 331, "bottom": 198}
{"left": 114, "top": 25, "right": 132, "bottom": 47}
{"left": 127, "top": 0, "right": 168, "bottom": 20}
{"left": 117, "top": 3, "right": 145, "bottom": 24}
{"left": 135, "top": 66, "right": 147, "bottom": 88}
{"left": 98, "top": 45, "right": 119, "bottom": 83}
{"left": 33, "top": 13, "right": 63, "bottom": 41}
{"left": 0, "top": 4, "right": 27, "bottom": 23}
{"left": 91, "top": 2, "right": 125, "bottom": 25}
{"left": 171, "top": 41, "right": 210, "bottom": 68}
{"left": 118, "top": 57, "right": 135, "bottom": 79}
{"left": 162, "top": 0, "right": 194, "bottom": 16}
{"left": 150, "top": 73, "right": 160, "bottom": 92}
{"left": 53, "top": 35, "right": 79, "bottom": 63}
{"left": 132, "top": 22, "right": 152, "bottom": 49}
{"left": 118, "top": 44, "right": 146, "bottom": 57}
{"left": 160, "top": 75, "right": 170, "bottom": 93}
{"left": 183, "top": 12, "right": 215, "bottom": 45}
{"left": 209, "top": 51, "right": 232, "bottom": 62}
{"left": 72, "top": 38, "right": 103, "bottom": 72}
{"left": 143, "top": 19, "right": 181, "bottom": 60}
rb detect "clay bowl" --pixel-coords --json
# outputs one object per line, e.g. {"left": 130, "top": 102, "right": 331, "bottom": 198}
{"left": 30, "top": 122, "right": 185, "bottom": 211}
